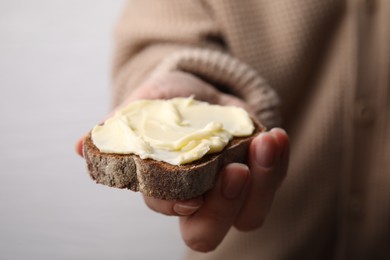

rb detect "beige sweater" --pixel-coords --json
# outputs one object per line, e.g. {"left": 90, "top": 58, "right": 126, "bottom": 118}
{"left": 112, "top": 0, "right": 390, "bottom": 259}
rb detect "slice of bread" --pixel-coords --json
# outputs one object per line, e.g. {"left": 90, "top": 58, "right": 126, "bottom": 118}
{"left": 83, "top": 120, "right": 265, "bottom": 200}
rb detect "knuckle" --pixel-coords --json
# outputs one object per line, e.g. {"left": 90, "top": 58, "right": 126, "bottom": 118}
{"left": 204, "top": 206, "right": 231, "bottom": 224}
{"left": 235, "top": 217, "right": 265, "bottom": 232}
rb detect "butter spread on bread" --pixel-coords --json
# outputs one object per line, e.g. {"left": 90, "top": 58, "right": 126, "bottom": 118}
{"left": 91, "top": 97, "right": 254, "bottom": 165}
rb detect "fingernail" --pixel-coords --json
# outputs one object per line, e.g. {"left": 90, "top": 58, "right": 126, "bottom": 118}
{"left": 222, "top": 163, "right": 249, "bottom": 200}
{"left": 270, "top": 127, "right": 287, "bottom": 136}
{"left": 256, "top": 133, "right": 277, "bottom": 168}
{"left": 173, "top": 202, "right": 202, "bottom": 216}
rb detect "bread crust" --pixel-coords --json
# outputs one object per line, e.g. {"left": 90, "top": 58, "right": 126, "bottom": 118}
{"left": 83, "top": 121, "right": 265, "bottom": 200}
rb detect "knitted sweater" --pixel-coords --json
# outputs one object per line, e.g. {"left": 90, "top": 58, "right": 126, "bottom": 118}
{"left": 112, "top": 1, "right": 390, "bottom": 259}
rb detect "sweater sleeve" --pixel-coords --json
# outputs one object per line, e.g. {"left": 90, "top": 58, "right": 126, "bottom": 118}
{"left": 112, "top": 0, "right": 280, "bottom": 128}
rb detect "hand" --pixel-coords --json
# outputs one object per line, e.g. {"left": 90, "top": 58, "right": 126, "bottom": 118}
{"left": 144, "top": 128, "right": 288, "bottom": 252}
{"left": 75, "top": 71, "right": 289, "bottom": 252}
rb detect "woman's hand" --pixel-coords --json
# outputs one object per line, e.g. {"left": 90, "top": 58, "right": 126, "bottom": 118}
{"left": 75, "top": 71, "right": 289, "bottom": 252}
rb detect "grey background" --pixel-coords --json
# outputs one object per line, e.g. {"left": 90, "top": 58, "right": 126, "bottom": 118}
{"left": 0, "top": 1, "right": 184, "bottom": 259}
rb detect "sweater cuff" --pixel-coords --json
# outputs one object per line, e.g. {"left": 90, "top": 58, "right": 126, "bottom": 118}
{"left": 149, "top": 48, "right": 281, "bottom": 128}
{"left": 111, "top": 44, "right": 183, "bottom": 107}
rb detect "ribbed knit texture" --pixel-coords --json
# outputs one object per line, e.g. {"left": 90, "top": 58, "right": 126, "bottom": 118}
{"left": 149, "top": 49, "right": 280, "bottom": 128}
{"left": 111, "top": 0, "right": 390, "bottom": 259}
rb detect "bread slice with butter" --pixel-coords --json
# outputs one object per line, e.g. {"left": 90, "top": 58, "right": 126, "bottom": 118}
{"left": 83, "top": 97, "right": 265, "bottom": 200}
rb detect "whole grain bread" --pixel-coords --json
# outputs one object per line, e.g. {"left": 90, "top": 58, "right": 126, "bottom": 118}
{"left": 83, "top": 120, "right": 265, "bottom": 200}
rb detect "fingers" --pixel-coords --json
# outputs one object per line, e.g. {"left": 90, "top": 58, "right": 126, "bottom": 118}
{"left": 75, "top": 135, "right": 85, "bottom": 157}
{"left": 234, "top": 128, "right": 289, "bottom": 231}
{"left": 177, "top": 129, "right": 289, "bottom": 252}
{"left": 179, "top": 163, "right": 250, "bottom": 252}
{"left": 270, "top": 128, "right": 290, "bottom": 184}
{"left": 143, "top": 196, "right": 204, "bottom": 216}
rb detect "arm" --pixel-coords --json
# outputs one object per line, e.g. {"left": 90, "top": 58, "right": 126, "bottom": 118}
{"left": 111, "top": 0, "right": 280, "bottom": 128}
{"left": 77, "top": 0, "right": 289, "bottom": 252}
